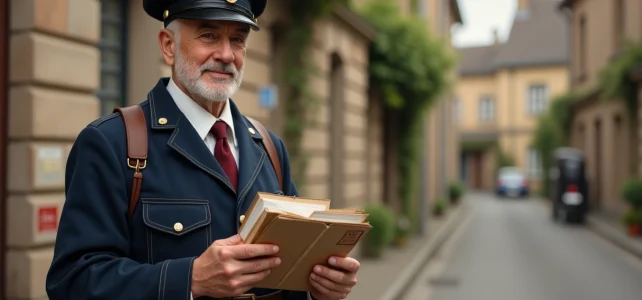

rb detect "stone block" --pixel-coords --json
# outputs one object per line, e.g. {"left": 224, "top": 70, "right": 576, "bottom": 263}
{"left": 7, "top": 194, "right": 65, "bottom": 248}
{"left": 243, "top": 56, "right": 270, "bottom": 88}
{"left": 10, "top": 32, "right": 99, "bottom": 92}
{"left": 5, "top": 248, "right": 54, "bottom": 299}
{"left": 10, "top": 0, "right": 68, "bottom": 36}
{"left": 7, "top": 142, "right": 67, "bottom": 192}
{"left": 67, "top": 0, "right": 100, "bottom": 43}
{"left": 233, "top": 86, "right": 269, "bottom": 119}
{"left": 9, "top": 86, "right": 99, "bottom": 139}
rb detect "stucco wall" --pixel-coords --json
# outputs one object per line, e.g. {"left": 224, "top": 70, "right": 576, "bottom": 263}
{"left": 571, "top": 97, "right": 631, "bottom": 214}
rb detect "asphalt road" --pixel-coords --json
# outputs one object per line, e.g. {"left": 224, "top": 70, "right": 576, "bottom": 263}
{"left": 401, "top": 192, "right": 642, "bottom": 300}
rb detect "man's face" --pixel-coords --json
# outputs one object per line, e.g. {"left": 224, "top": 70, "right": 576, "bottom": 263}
{"left": 165, "top": 19, "right": 250, "bottom": 103}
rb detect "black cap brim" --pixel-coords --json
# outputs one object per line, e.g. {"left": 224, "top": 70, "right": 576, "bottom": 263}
{"left": 170, "top": 8, "right": 260, "bottom": 31}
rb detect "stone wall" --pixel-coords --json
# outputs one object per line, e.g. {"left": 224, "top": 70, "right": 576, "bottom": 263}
{"left": 6, "top": 0, "right": 100, "bottom": 298}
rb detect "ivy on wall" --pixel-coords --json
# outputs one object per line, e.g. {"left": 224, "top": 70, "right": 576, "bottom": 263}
{"left": 280, "top": 0, "right": 348, "bottom": 189}
{"left": 357, "top": 0, "right": 455, "bottom": 229}
{"left": 531, "top": 39, "right": 642, "bottom": 196}
{"left": 531, "top": 91, "right": 582, "bottom": 196}
{"left": 598, "top": 39, "right": 642, "bottom": 119}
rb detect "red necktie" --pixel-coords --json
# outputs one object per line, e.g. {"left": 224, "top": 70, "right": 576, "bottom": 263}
{"left": 211, "top": 121, "right": 238, "bottom": 190}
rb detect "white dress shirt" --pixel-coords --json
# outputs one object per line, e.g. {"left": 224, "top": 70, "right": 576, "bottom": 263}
{"left": 166, "top": 78, "right": 314, "bottom": 300}
{"left": 167, "top": 77, "right": 239, "bottom": 166}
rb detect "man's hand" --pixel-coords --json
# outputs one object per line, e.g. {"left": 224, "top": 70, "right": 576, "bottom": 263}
{"left": 309, "top": 256, "right": 360, "bottom": 300}
{"left": 190, "top": 234, "right": 281, "bottom": 298}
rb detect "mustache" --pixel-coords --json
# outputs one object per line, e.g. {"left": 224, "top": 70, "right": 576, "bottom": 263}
{"left": 200, "top": 62, "right": 238, "bottom": 76}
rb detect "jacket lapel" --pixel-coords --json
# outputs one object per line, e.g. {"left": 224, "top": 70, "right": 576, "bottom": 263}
{"left": 229, "top": 100, "right": 267, "bottom": 203}
{"left": 148, "top": 78, "right": 237, "bottom": 195}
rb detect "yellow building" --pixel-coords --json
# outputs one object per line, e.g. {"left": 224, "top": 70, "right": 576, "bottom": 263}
{"left": 454, "top": 0, "right": 570, "bottom": 191}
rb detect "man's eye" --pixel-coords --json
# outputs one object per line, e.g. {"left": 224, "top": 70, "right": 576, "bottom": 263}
{"left": 232, "top": 37, "right": 245, "bottom": 43}
{"left": 200, "top": 33, "right": 214, "bottom": 39}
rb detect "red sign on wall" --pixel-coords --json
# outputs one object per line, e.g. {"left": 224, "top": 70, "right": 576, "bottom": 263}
{"left": 38, "top": 206, "right": 58, "bottom": 232}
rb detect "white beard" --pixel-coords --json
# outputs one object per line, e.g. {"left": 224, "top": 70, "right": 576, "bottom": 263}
{"left": 173, "top": 49, "right": 244, "bottom": 103}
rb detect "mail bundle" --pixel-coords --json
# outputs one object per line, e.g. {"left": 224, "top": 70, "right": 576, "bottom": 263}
{"left": 238, "top": 192, "right": 372, "bottom": 291}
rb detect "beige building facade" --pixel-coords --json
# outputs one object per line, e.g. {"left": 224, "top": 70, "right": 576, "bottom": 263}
{"left": 0, "top": 0, "right": 461, "bottom": 298}
{"left": 455, "top": 0, "right": 570, "bottom": 191}
{"left": 561, "top": 0, "right": 642, "bottom": 216}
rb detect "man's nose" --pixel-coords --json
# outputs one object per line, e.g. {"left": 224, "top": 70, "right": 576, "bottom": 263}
{"left": 212, "top": 38, "right": 235, "bottom": 64}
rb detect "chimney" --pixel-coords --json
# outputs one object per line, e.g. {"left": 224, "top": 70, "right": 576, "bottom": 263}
{"left": 518, "top": 0, "right": 530, "bottom": 11}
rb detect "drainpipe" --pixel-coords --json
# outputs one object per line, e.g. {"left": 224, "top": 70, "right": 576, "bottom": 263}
{"left": 0, "top": 0, "right": 9, "bottom": 298}
{"left": 440, "top": 0, "right": 449, "bottom": 198}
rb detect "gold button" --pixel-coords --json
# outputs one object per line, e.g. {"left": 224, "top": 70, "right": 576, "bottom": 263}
{"left": 158, "top": 117, "right": 167, "bottom": 125}
{"left": 173, "top": 222, "right": 183, "bottom": 232}
{"left": 163, "top": 10, "right": 169, "bottom": 19}
{"left": 248, "top": 128, "right": 256, "bottom": 134}
{"left": 239, "top": 215, "right": 245, "bottom": 223}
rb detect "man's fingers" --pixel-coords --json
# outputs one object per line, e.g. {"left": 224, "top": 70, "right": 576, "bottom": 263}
{"left": 309, "top": 278, "right": 347, "bottom": 299}
{"left": 312, "top": 265, "right": 356, "bottom": 286}
{"left": 215, "top": 234, "right": 244, "bottom": 246}
{"left": 230, "top": 244, "right": 279, "bottom": 260}
{"left": 236, "top": 256, "right": 282, "bottom": 274}
{"left": 310, "top": 272, "right": 352, "bottom": 294}
{"left": 235, "top": 268, "right": 273, "bottom": 288}
{"left": 328, "top": 256, "right": 360, "bottom": 273}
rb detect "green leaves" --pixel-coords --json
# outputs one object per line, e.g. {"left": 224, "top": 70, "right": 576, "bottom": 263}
{"left": 359, "top": 0, "right": 454, "bottom": 111}
{"left": 598, "top": 39, "right": 642, "bottom": 118}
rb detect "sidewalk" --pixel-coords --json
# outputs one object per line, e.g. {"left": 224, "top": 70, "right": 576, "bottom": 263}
{"left": 348, "top": 199, "right": 470, "bottom": 300}
{"left": 536, "top": 196, "right": 642, "bottom": 260}
{"left": 586, "top": 211, "right": 642, "bottom": 260}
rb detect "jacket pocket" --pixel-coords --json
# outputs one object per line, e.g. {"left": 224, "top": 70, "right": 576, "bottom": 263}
{"left": 142, "top": 198, "right": 211, "bottom": 264}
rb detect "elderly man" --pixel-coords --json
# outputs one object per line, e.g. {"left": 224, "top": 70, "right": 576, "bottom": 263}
{"left": 44, "top": 0, "right": 361, "bottom": 299}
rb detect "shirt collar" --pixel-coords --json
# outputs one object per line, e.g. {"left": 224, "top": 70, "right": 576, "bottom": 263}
{"left": 166, "top": 77, "right": 237, "bottom": 147}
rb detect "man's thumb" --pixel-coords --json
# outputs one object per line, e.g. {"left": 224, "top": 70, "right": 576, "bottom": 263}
{"left": 216, "top": 234, "right": 243, "bottom": 246}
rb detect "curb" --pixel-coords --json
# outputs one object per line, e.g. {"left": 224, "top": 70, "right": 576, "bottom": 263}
{"left": 586, "top": 214, "right": 642, "bottom": 260}
{"left": 536, "top": 196, "right": 642, "bottom": 260}
{"left": 379, "top": 200, "right": 471, "bottom": 300}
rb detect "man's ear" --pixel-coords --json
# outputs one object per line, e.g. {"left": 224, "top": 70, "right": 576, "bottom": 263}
{"left": 158, "top": 28, "right": 176, "bottom": 66}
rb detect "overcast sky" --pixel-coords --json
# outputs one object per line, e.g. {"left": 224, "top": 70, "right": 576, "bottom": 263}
{"left": 451, "top": 0, "right": 517, "bottom": 48}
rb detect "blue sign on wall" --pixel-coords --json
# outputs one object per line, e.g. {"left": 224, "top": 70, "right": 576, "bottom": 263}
{"left": 259, "top": 84, "right": 278, "bottom": 110}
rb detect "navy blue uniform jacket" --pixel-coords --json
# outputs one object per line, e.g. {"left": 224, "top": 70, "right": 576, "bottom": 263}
{"left": 45, "top": 78, "right": 309, "bottom": 300}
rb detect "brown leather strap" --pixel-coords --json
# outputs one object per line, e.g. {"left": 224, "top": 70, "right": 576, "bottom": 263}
{"left": 113, "top": 105, "right": 148, "bottom": 221}
{"left": 246, "top": 117, "right": 283, "bottom": 190}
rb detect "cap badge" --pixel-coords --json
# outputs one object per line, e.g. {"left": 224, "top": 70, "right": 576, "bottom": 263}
{"left": 226, "top": 0, "right": 237, "bottom": 3}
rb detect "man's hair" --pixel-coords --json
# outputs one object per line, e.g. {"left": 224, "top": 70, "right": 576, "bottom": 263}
{"left": 166, "top": 21, "right": 181, "bottom": 46}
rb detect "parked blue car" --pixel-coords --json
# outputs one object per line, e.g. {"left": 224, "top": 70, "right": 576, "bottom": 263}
{"left": 495, "top": 167, "right": 529, "bottom": 198}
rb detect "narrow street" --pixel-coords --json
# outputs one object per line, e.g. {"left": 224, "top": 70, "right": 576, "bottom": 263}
{"left": 401, "top": 192, "right": 642, "bottom": 300}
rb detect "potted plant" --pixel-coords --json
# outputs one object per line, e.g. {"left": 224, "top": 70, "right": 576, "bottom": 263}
{"left": 448, "top": 182, "right": 465, "bottom": 205}
{"left": 620, "top": 178, "right": 642, "bottom": 236}
{"left": 621, "top": 178, "right": 642, "bottom": 210}
{"left": 361, "top": 204, "right": 395, "bottom": 258}
{"left": 622, "top": 210, "right": 642, "bottom": 236}
{"left": 393, "top": 215, "right": 412, "bottom": 247}
{"left": 432, "top": 198, "right": 446, "bottom": 217}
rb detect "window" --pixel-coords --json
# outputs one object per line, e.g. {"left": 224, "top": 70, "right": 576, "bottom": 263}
{"left": 526, "top": 148, "right": 542, "bottom": 178}
{"left": 452, "top": 98, "right": 460, "bottom": 124}
{"left": 97, "top": 0, "right": 128, "bottom": 115}
{"left": 418, "top": 0, "right": 427, "bottom": 17}
{"left": 478, "top": 96, "right": 495, "bottom": 122}
{"left": 614, "top": 0, "right": 625, "bottom": 51}
{"left": 578, "top": 14, "right": 587, "bottom": 81}
{"left": 526, "top": 84, "right": 548, "bottom": 116}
